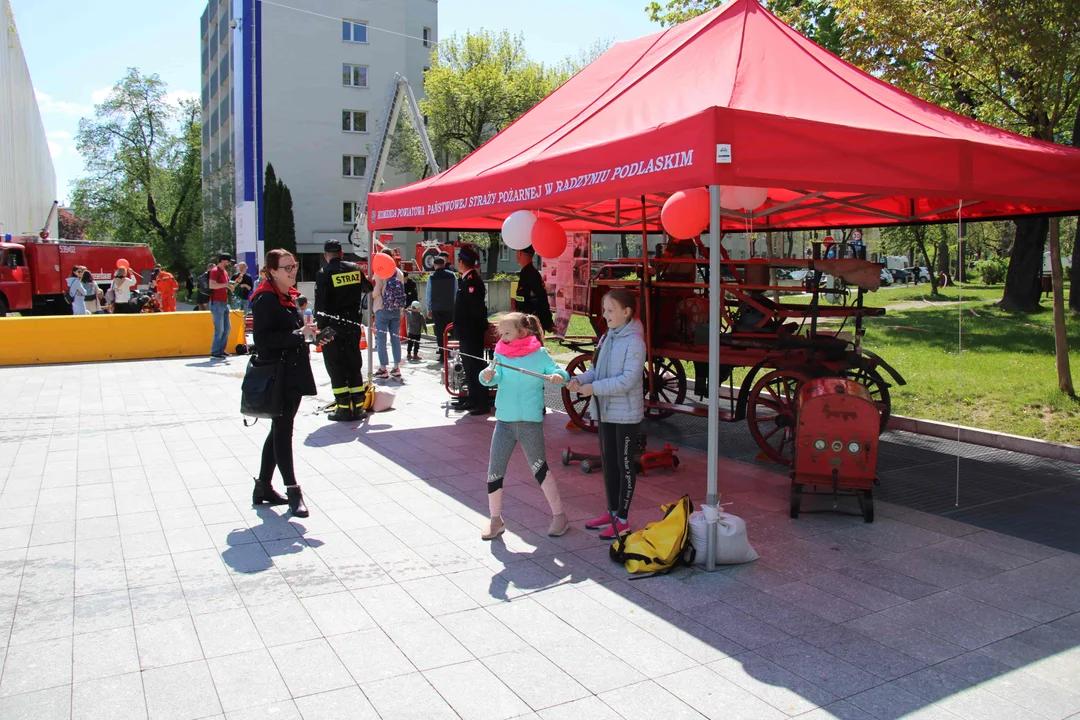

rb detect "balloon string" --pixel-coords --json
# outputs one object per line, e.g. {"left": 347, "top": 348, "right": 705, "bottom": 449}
{"left": 312, "top": 311, "right": 565, "bottom": 382}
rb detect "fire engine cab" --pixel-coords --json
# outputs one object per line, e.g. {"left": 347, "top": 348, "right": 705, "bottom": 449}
{"left": 0, "top": 235, "right": 156, "bottom": 316}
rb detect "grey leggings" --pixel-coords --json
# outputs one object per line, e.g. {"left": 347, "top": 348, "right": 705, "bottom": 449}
{"left": 487, "top": 421, "right": 549, "bottom": 491}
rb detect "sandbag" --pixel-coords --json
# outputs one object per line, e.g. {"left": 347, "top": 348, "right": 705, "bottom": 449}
{"left": 688, "top": 507, "right": 758, "bottom": 565}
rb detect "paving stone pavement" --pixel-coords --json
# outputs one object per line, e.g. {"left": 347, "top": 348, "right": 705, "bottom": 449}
{"left": 1, "top": 354, "right": 1079, "bottom": 720}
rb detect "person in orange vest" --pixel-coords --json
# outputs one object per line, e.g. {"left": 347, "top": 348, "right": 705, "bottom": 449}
{"left": 156, "top": 270, "right": 179, "bottom": 312}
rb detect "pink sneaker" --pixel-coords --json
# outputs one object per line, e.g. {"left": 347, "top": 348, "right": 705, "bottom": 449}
{"left": 584, "top": 513, "right": 613, "bottom": 530}
{"left": 599, "top": 518, "right": 629, "bottom": 540}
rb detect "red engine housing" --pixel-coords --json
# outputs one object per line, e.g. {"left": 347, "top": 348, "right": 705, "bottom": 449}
{"left": 792, "top": 377, "right": 880, "bottom": 491}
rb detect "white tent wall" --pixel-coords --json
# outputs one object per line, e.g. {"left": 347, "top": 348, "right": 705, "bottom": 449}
{"left": 0, "top": 0, "right": 57, "bottom": 240}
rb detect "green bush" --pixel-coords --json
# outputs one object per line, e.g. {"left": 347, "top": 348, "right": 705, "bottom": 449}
{"left": 974, "top": 257, "right": 1008, "bottom": 284}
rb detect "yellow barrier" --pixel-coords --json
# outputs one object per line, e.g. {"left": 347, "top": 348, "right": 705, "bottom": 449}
{"left": 0, "top": 311, "right": 248, "bottom": 366}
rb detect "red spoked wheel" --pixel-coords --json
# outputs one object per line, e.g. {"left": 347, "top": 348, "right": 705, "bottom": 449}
{"left": 562, "top": 353, "right": 598, "bottom": 433}
{"left": 747, "top": 368, "right": 810, "bottom": 465}
{"left": 643, "top": 357, "right": 688, "bottom": 420}
{"left": 841, "top": 365, "right": 892, "bottom": 431}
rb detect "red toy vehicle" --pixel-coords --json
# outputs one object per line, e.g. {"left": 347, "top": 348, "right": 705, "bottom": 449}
{"left": 789, "top": 377, "right": 881, "bottom": 522}
{"left": 558, "top": 238, "right": 905, "bottom": 467}
{"left": 0, "top": 236, "right": 156, "bottom": 316}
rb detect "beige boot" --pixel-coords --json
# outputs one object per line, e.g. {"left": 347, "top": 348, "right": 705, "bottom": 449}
{"left": 548, "top": 514, "right": 570, "bottom": 537}
{"left": 481, "top": 516, "right": 505, "bottom": 541}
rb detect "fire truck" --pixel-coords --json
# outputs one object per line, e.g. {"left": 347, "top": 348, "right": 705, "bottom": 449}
{"left": 0, "top": 235, "right": 157, "bottom": 316}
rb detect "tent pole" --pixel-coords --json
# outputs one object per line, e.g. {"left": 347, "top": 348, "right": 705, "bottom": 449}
{"left": 706, "top": 185, "right": 722, "bottom": 571}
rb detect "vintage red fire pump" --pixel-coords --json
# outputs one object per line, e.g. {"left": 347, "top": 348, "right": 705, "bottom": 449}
{"left": 790, "top": 377, "right": 881, "bottom": 522}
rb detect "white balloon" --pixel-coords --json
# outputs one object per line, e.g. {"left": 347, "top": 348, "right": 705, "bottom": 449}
{"left": 719, "top": 186, "right": 741, "bottom": 210}
{"left": 501, "top": 210, "right": 536, "bottom": 250}
{"left": 731, "top": 186, "right": 769, "bottom": 211}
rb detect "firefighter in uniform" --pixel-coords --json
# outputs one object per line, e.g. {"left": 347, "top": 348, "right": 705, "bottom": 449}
{"left": 452, "top": 246, "right": 491, "bottom": 415}
{"left": 513, "top": 245, "right": 554, "bottom": 332}
{"left": 315, "top": 239, "right": 372, "bottom": 421}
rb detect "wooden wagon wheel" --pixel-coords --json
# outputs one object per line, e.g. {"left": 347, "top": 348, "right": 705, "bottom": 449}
{"left": 842, "top": 366, "right": 892, "bottom": 431}
{"left": 644, "top": 357, "right": 688, "bottom": 420}
{"left": 562, "top": 353, "right": 598, "bottom": 433}
{"left": 747, "top": 368, "right": 810, "bottom": 465}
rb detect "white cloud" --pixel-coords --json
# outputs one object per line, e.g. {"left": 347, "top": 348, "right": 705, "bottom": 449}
{"left": 166, "top": 90, "right": 199, "bottom": 106}
{"left": 47, "top": 130, "right": 72, "bottom": 141}
{"left": 48, "top": 140, "right": 63, "bottom": 158}
{"left": 90, "top": 86, "right": 113, "bottom": 104}
{"left": 34, "top": 89, "right": 90, "bottom": 116}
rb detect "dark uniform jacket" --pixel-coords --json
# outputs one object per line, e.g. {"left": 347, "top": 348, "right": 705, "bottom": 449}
{"left": 250, "top": 282, "right": 317, "bottom": 398}
{"left": 515, "top": 262, "right": 554, "bottom": 331}
{"left": 453, "top": 268, "right": 488, "bottom": 341}
{"left": 314, "top": 257, "right": 372, "bottom": 329}
{"left": 428, "top": 268, "right": 457, "bottom": 313}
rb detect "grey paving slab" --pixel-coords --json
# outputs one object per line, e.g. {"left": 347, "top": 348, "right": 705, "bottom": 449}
{"left": 3, "top": 357, "right": 1080, "bottom": 720}
{"left": 71, "top": 671, "right": 148, "bottom": 720}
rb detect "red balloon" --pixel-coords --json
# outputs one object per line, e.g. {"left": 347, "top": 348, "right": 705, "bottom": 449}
{"left": 531, "top": 217, "right": 567, "bottom": 257}
{"left": 661, "top": 188, "right": 710, "bottom": 240}
{"left": 116, "top": 258, "right": 130, "bottom": 270}
{"left": 372, "top": 252, "right": 396, "bottom": 279}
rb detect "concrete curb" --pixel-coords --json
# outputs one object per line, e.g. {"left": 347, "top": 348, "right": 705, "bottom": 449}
{"left": 887, "top": 415, "right": 1080, "bottom": 465}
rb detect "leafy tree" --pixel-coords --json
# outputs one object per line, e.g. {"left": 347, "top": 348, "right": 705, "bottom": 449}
{"left": 387, "top": 30, "right": 607, "bottom": 276}
{"left": 280, "top": 184, "right": 296, "bottom": 254}
{"left": 261, "top": 163, "right": 296, "bottom": 255}
{"left": 263, "top": 163, "right": 281, "bottom": 252}
{"left": 646, "top": 0, "right": 852, "bottom": 53}
{"left": 71, "top": 68, "right": 203, "bottom": 276}
{"left": 58, "top": 208, "right": 90, "bottom": 239}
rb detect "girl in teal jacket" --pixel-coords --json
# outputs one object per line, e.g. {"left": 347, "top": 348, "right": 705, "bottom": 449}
{"left": 478, "top": 312, "right": 570, "bottom": 540}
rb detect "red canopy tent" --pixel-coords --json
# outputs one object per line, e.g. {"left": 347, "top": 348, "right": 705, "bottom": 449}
{"left": 368, "top": 0, "right": 1080, "bottom": 234}
{"left": 368, "top": 0, "right": 1080, "bottom": 569}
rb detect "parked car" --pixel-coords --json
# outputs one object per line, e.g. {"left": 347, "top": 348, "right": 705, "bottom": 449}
{"left": 879, "top": 268, "right": 893, "bottom": 286}
{"left": 887, "top": 268, "right": 910, "bottom": 283}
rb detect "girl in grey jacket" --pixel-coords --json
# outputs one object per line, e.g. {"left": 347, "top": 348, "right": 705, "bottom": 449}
{"left": 568, "top": 289, "right": 646, "bottom": 540}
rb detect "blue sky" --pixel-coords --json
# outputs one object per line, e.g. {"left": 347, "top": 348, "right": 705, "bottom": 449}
{"left": 13, "top": 0, "right": 658, "bottom": 204}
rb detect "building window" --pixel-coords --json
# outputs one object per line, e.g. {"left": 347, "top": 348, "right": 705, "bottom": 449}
{"left": 202, "top": 123, "right": 210, "bottom": 144}
{"left": 210, "top": 110, "right": 219, "bottom": 136}
{"left": 220, "top": 52, "right": 229, "bottom": 81}
{"left": 423, "top": 27, "right": 432, "bottom": 48}
{"left": 342, "top": 110, "right": 367, "bottom": 133}
{"left": 343, "top": 201, "right": 358, "bottom": 224}
{"left": 342, "top": 64, "right": 368, "bottom": 88}
{"left": 202, "top": 47, "right": 209, "bottom": 73}
{"left": 498, "top": 243, "right": 511, "bottom": 262}
{"left": 202, "top": 83, "right": 209, "bottom": 107}
{"left": 342, "top": 20, "right": 368, "bottom": 44}
{"left": 210, "top": 28, "right": 218, "bottom": 59}
{"left": 220, "top": 97, "right": 230, "bottom": 123}
{"left": 211, "top": 70, "right": 219, "bottom": 97}
{"left": 343, "top": 155, "right": 367, "bottom": 178}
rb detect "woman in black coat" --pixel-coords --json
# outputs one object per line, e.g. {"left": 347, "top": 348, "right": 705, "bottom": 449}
{"left": 249, "top": 249, "right": 322, "bottom": 517}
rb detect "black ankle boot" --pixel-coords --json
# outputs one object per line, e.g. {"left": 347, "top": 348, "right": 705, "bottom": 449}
{"left": 252, "top": 478, "right": 288, "bottom": 506}
{"left": 287, "top": 486, "right": 309, "bottom": 518}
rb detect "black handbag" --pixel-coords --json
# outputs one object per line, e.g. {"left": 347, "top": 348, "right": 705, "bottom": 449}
{"left": 240, "top": 354, "right": 285, "bottom": 419}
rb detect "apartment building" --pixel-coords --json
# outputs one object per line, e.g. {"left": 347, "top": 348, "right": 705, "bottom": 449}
{"left": 0, "top": 0, "right": 58, "bottom": 241}
{"left": 200, "top": 0, "right": 436, "bottom": 279}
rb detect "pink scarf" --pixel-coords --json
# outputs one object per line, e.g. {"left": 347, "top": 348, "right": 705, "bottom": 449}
{"left": 495, "top": 335, "right": 541, "bottom": 358}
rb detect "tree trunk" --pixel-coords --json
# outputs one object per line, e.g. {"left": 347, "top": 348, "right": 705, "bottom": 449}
{"left": 1001, "top": 217, "right": 1047, "bottom": 311}
{"left": 620, "top": 233, "right": 629, "bottom": 258}
{"left": 1070, "top": 221, "right": 1080, "bottom": 312}
{"left": 1048, "top": 218, "right": 1074, "bottom": 395}
{"left": 485, "top": 231, "right": 500, "bottom": 278}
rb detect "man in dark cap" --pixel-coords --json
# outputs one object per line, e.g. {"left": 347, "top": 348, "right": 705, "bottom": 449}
{"left": 452, "top": 245, "right": 490, "bottom": 414}
{"left": 514, "top": 246, "right": 554, "bottom": 332}
{"left": 208, "top": 253, "right": 236, "bottom": 358}
{"left": 425, "top": 255, "right": 457, "bottom": 362}
{"left": 315, "top": 239, "right": 372, "bottom": 420}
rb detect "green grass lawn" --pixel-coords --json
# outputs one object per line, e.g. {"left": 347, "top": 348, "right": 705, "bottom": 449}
{"left": 862, "top": 298, "right": 1080, "bottom": 445}
{"left": 544, "top": 284, "right": 1080, "bottom": 445}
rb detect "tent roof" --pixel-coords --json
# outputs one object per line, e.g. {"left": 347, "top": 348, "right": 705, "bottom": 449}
{"left": 368, "top": 0, "right": 1080, "bottom": 234}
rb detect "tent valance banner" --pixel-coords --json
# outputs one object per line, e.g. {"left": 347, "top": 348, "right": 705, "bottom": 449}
{"left": 369, "top": 0, "right": 1080, "bottom": 234}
